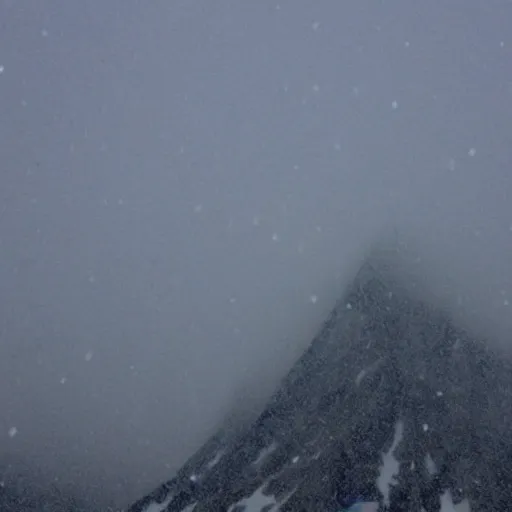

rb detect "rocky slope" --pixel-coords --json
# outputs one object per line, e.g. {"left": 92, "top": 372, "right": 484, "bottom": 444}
{"left": 128, "top": 257, "right": 512, "bottom": 512}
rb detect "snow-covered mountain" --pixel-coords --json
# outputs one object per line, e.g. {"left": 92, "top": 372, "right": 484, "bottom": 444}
{"left": 128, "top": 257, "right": 512, "bottom": 512}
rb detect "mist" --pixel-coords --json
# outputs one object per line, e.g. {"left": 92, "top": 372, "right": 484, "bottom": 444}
{"left": 0, "top": 1, "right": 511, "bottom": 509}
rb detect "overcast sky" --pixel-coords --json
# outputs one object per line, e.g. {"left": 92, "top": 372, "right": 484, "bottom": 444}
{"left": 1, "top": 1, "right": 511, "bottom": 509}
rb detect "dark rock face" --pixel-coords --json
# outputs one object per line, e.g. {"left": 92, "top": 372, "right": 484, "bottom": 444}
{"left": 129, "top": 258, "right": 512, "bottom": 512}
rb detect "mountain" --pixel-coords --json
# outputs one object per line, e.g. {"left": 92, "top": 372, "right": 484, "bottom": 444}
{"left": 128, "top": 256, "right": 512, "bottom": 512}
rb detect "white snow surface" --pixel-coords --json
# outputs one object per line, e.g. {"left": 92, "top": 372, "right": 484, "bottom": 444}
{"left": 440, "top": 490, "right": 471, "bottom": 512}
{"left": 253, "top": 442, "right": 278, "bottom": 465}
{"left": 227, "top": 485, "right": 277, "bottom": 512}
{"left": 425, "top": 452, "right": 437, "bottom": 475}
{"left": 377, "top": 420, "right": 404, "bottom": 506}
{"left": 346, "top": 503, "right": 379, "bottom": 512}
{"left": 206, "top": 449, "right": 225, "bottom": 469}
{"left": 143, "top": 496, "right": 173, "bottom": 512}
{"left": 355, "top": 368, "right": 367, "bottom": 386}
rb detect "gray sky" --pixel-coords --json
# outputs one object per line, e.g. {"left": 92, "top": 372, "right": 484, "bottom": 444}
{"left": 1, "top": 0, "right": 511, "bottom": 508}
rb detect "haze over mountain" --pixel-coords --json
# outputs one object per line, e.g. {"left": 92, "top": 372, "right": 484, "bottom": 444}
{"left": 1, "top": 1, "right": 511, "bottom": 509}
{"left": 130, "top": 256, "right": 502, "bottom": 512}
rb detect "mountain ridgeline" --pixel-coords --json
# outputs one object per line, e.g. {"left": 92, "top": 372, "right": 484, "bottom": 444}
{"left": 128, "top": 257, "right": 512, "bottom": 511}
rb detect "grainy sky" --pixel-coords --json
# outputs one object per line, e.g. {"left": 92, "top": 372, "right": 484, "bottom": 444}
{"left": 1, "top": 0, "right": 511, "bottom": 508}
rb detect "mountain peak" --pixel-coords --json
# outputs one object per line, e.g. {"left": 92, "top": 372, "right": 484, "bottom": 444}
{"left": 128, "top": 258, "right": 512, "bottom": 512}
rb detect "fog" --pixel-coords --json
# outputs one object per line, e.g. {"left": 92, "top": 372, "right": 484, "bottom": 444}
{"left": 0, "top": 1, "right": 511, "bottom": 509}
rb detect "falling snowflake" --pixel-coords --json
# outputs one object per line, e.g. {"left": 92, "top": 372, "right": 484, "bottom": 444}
{"left": 8, "top": 427, "right": 17, "bottom": 438}
{"left": 85, "top": 351, "right": 93, "bottom": 362}
{"left": 404, "top": 41, "right": 410, "bottom": 48}
{"left": 312, "top": 21, "right": 321, "bottom": 31}
{"left": 310, "top": 295, "right": 318, "bottom": 304}
{"left": 391, "top": 100, "right": 398, "bottom": 110}
{"left": 41, "top": 29, "right": 49, "bottom": 37}
{"left": 0, "top": 65, "right": 4, "bottom": 74}
{"left": 346, "top": 303, "right": 353, "bottom": 310}
{"left": 272, "top": 233, "right": 279, "bottom": 242}
{"left": 468, "top": 147, "right": 476, "bottom": 157}
{"left": 60, "top": 377, "right": 67, "bottom": 384}
{"left": 312, "top": 84, "right": 320, "bottom": 93}
{"left": 436, "top": 391, "right": 443, "bottom": 397}
{"left": 423, "top": 424, "right": 429, "bottom": 432}
{"left": 292, "top": 456, "right": 300, "bottom": 464}
{"left": 229, "top": 297, "right": 237, "bottom": 304}
{"left": 505, "top": 299, "right": 510, "bottom": 306}
{"left": 193, "top": 204, "right": 203, "bottom": 213}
